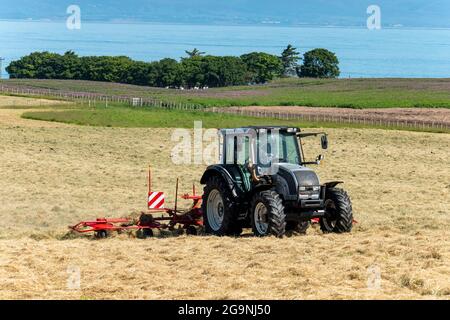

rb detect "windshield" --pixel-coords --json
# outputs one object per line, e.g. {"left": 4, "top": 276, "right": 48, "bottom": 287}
{"left": 257, "top": 131, "right": 302, "bottom": 166}
{"left": 278, "top": 132, "right": 302, "bottom": 165}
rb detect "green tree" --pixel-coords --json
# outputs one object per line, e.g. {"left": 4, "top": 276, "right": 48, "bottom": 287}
{"left": 185, "top": 48, "right": 206, "bottom": 58}
{"left": 200, "top": 56, "right": 248, "bottom": 87}
{"left": 179, "top": 56, "right": 248, "bottom": 88}
{"left": 119, "top": 61, "right": 151, "bottom": 86}
{"left": 154, "top": 58, "right": 182, "bottom": 87}
{"left": 8, "top": 49, "right": 322, "bottom": 87}
{"left": 6, "top": 52, "right": 39, "bottom": 78}
{"left": 241, "top": 52, "right": 283, "bottom": 83}
{"left": 7, "top": 52, "right": 67, "bottom": 79}
{"left": 215, "top": 56, "right": 248, "bottom": 87}
{"left": 79, "top": 56, "right": 133, "bottom": 82}
{"left": 298, "top": 48, "right": 340, "bottom": 78}
{"left": 280, "top": 44, "right": 300, "bottom": 77}
{"left": 180, "top": 56, "right": 205, "bottom": 88}
{"left": 60, "top": 51, "right": 82, "bottom": 79}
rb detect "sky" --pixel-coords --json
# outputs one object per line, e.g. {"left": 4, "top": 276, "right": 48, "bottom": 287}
{"left": 2, "top": 0, "right": 450, "bottom": 27}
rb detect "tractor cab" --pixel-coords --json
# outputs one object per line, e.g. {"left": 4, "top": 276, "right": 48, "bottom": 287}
{"left": 200, "top": 126, "right": 353, "bottom": 237}
{"left": 218, "top": 126, "right": 327, "bottom": 172}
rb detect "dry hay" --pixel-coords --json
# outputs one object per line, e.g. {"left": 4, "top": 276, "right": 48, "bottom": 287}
{"left": 0, "top": 95, "right": 67, "bottom": 108}
{"left": 0, "top": 108, "right": 449, "bottom": 300}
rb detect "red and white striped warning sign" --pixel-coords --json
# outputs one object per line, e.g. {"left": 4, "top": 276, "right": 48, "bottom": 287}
{"left": 148, "top": 191, "right": 165, "bottom": 209}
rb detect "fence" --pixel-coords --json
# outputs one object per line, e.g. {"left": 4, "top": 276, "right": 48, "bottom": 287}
{"left": 208, "top": 107, "right": 450, "bottom": 130}
{"left": 210, "top": 107, "right": 450, "bottom": 131}
{"left": 0, "top": 85, "right": 205, "bottom": 111}
{"left": 1, "top": 84, "right": 448, "bottom": 131}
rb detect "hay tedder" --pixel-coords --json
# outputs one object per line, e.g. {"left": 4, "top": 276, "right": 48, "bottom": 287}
{"left": 69, "top": 167, "right": 203, "bottom": 238}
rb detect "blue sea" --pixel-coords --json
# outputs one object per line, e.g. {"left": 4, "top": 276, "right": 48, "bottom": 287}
{"left": 1, "top": 20, "right": 449, "bottom": 78}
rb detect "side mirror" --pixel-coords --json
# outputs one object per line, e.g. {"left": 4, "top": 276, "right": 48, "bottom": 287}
{"left": 321, "top": 135, "right": 329, "bottom": 150}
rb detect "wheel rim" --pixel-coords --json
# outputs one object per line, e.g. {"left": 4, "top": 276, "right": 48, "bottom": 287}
{"left": 254, "top": 202, "right": 269, "bottom": 235}
{"left": 207, "top": 189, "right": 224, "bottom": 231}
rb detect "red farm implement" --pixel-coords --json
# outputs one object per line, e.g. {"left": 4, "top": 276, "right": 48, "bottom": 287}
{"left": 69, "top": 167, "right": 203, "bottom": 238}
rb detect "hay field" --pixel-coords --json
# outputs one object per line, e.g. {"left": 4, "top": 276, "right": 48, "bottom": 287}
{"left": 0, "top": 95, "right": 67, "bottom": 108}
{"left": 0, "top": 107, "right": 449, "bottom": 300}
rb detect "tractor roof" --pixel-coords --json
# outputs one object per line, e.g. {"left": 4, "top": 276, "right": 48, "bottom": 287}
{"left": 219, "top": 126, "right": 301, "bottom": 134}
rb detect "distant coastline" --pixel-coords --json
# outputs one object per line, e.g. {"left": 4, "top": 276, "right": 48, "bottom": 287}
{"left": 1, "top": 20, "right": 449, "bottom": 78}
{"left": 2, "top": 18, "right": 450, "bottom": 30}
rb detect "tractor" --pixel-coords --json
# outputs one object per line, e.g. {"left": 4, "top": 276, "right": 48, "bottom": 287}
{"left": 200, "top": 126, "right": 353, "bottom": 237}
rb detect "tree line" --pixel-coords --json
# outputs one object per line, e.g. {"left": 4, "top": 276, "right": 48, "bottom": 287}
{"left": 6, "top": 46, "right": 340, "bottom": 88}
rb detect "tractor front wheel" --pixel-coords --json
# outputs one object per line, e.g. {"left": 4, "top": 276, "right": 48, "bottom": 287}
{"left": 251, "top": 191, "right": 286, "bottom": 237}
{"left": 320, "top": 188, "right": 353, "bottom": 233}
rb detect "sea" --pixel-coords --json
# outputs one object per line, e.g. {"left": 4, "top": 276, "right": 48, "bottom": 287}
{"left": 1, "top": 20, "right": 449, "bottom": 78}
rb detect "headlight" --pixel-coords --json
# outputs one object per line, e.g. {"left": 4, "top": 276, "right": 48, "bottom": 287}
{"left": 299, "top": 186, "right": 320, "bottom": 192}
{"left": 299, "top": 186, "right": 321, "bottom": 200}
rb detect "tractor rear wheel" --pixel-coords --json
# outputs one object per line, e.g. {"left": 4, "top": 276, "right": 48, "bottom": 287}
{"left": 202, "top": 176, "right": 241, "bottom": 236}
{"left": 251, "top": 190, "right": 286, "bottom": 237}
{"left": 320, "top": 188, "right": 353, "bottom": 233}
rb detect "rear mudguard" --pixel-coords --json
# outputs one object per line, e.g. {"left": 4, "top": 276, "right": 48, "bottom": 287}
{"left": 200, "top": 165, "right": 246, "bottom": 199}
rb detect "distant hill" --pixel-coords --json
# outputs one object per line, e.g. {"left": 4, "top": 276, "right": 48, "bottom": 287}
{"left": 2, "top": 0, "right": 450, "bottom": 27}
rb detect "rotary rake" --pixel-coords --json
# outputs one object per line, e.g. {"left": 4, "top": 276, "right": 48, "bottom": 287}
{"left": 69, "top": 167, "right": 203, "bottom": 238}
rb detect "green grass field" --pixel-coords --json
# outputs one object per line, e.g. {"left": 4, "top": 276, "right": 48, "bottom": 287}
{"left": 3, "top": 78, "right": 450, "bottom": 109}
{"left": 21, "top": 104, "right": 450, "bottom": 133}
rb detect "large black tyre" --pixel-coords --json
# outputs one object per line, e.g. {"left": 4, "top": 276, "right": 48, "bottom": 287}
{"left": 250, "top": 190, "right": 286, "bottom": 237}
{"left": 320, "top": 188, "right": 353, "bottom": 234}
{"left": 202, "top": 176, "right": 241, "bottom": 236}
{"left": 286, "top": 221, "right": 310, "bottom": 234}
